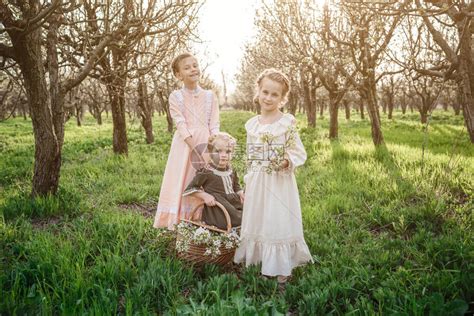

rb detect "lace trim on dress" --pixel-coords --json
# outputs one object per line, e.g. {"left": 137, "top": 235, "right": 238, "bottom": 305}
{"left": 246, "top": 113, "right": 296, "bottom": 138}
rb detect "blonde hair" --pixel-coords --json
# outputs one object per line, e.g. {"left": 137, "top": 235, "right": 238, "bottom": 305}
{"left": 208, "top": 132, "right": 237, "bottom": 152}
{"left": 171, "top": 52, "right": 195, "bottom": 76}
{"left": 253, "top": 68, "right": 291, "bottom": 106}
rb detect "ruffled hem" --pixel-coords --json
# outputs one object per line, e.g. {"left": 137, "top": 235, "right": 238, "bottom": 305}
{"left": 234, "top": 237, "right": 313, "bottom": 276}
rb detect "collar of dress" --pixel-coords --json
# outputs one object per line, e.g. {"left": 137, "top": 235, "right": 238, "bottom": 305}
{"left": 182, "top": 86, "right": 202, "bottom": 95}
{"left": 208, "top": 165, "right": 232, "bottom": 177}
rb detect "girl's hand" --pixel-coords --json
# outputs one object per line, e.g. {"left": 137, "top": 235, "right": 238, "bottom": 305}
{"left": 202, "top": 193, "right": 216, "bottom": 206}
{"left": 238, "top": 190, "right": 245, "bottom": 204}
{"left": 184, "top": 136, "right": 194, "bottom": 149}
{"left": 277, "top": 159, "right": 290, "bottom": 171}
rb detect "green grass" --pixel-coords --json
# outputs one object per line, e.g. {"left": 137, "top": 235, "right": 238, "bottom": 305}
{"left": 0, "top": 109, "right": 473, "bottom": 315}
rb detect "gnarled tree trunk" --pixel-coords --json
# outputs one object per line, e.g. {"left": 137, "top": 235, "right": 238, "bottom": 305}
{"left": 137, "top": 76, "right": 154, "bottom": 144}
{"left": 13, "top": 23, "right": 61, "bottom": 196}
{"left": 362, "top": 80, "right": 384, "bottom": 145}
{"left": 329, "top": 94, "right": 339, "bottom": 139}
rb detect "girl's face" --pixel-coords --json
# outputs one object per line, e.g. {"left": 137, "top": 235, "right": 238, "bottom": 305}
{"left": 210, "top": 139, "right": 233, "bottom": 168}
{"left": 258, "top": 77, "right": 284, "bottom": 114}
{"left": 176, "top": 57, "right": 200, "bottom": 85}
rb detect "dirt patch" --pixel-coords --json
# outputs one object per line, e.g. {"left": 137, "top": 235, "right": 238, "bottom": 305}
{"left": 117, "top": 202, "right": 156, "bottom": 218}
{"left": 31, "top": 216, "right": 64, "bottom": 229}
{"left": 368, "top": 223, "right": 394, "bottom": 236}
{"left": 450, "top": 189, "right": 471, "bottom": 206}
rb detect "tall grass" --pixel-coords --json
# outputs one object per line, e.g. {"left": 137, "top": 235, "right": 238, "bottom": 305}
{"left": 1, "top": 110, "right": 472, "bottom": 314}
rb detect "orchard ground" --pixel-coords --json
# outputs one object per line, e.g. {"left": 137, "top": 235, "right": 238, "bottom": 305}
{"left": 0, "top": 110, "right": 472, "bottom": 314}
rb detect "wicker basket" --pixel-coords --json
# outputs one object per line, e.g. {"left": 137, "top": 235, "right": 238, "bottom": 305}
{"left": 176, "top": 201, "right": 239, "bottom": 266}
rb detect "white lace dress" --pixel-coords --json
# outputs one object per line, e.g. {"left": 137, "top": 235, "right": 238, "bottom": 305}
{"left": 234, "top": 113, "right": 313, "bottom": 276}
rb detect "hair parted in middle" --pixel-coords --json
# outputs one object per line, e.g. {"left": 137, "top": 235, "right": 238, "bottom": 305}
{"left": 207, "top": 132, "right": 237, "bottom": 152}
{"left": 253, "top": 68, "right": 291, "bottom": 107}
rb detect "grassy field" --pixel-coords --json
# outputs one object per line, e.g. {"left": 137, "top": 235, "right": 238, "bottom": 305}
{"left": 0, "top": 110, "right": 473, "bottom": 315}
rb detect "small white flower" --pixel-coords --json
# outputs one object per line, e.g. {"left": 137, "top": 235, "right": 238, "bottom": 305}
{"left": 194, "top": 227, "right": 207, "bottom": 236}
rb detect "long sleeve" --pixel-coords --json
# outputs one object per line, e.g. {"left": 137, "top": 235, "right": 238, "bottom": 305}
{"left": 232, "top": 170, "right": 243, "bottom": 193}
{"left": 182, "top": 170, "right": 208, "bottom": 196}
{"left": 209, "top": 93, "right": 220, "bottom": 135}
{"left": 284, "top": 119, "right": 307, "bottom": 172}
{"left": 169, "top": 91, "right": 191, "bottom": 140}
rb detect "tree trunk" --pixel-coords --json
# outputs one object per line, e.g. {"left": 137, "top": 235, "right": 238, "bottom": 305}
{"left": 363, "top": 81, "right": 384, "bottom": 146}
{"left": 420, "top": 109, "right": 428, "bottom": 124}
{"left": 13, "top": 24, "right": 61, "bottom": 196}
{"left": 106, "top": 78, "right": 128, "bottom": 154}
{"left": 343, "top": 100, "right": 350, "bottom": 120}
{"left": 288, "top": 91, "right": 297, "bottom": 115}
{"left": 100, "top": 45, "right": 129, "bottom": 154}
{"left": 401, "top": 96, "right": 407, "bottom": 114}
{"left": 157, "top": 90, "right": 173, "bottom": 133}
{"left": 137, "top": 76, "right": 154, "bottom": 144}
{"left": 303, "top": 77, "right": 315, "bottom": 127}
{"left": 453, "top": 89, "right": 462, "bottom": 115}
{"left": 75, "top": 105, "right": 82, "bottom": 127}
{"left": 111, "top": 86, "right": 128, "bottom": 154}
{"left": 329, "top": 94, "right": 339, "bottom": 139}
{"left": 416, "top": 93, "right": 434, "bottom": 125}
{"left": 22, "top": 106, "right": 27, "bottom": 120}
{"left": 300, "top": 69, "right": 316, "bottom": 127}
{"left": 97, "top": 110, "right": 103, "bottom": 125}
{"left": 458, "top": 30, "right": 474, "bottom": 142}
{"left": 387, "top": 95, "right": 394, "bottom": 119}
{"left": 319, "top": 101, "right": 324, "bottom": 118}
{"left": 359, "top": 94, "right": 365, "bottom": 119}
{"left": 310, "top": 73, "right": 318, "bottom": 122}
{"left": 47, "top": 13, "right": 67, "bottom": 193}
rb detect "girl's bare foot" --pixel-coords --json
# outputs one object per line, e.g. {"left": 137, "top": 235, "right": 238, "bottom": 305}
{"left": 277, "top": 275, "right": 289, "bottom": 284}
{"left": 277, "top": 275, "right": 290, "bottom": 293}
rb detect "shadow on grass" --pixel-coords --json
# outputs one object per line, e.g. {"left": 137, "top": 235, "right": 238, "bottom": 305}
{"left": 373, "top": 144, "right": 416, "bottom": 195}
{"left": 382, "top": 120, "right": 470, "bottom": 157}
{"left": 1, "top": 187, "right": 83, "bottom": 223}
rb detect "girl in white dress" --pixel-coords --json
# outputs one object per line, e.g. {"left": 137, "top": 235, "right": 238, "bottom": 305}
{"left": 234, "top": 69, "right": 313, "bottom": 285}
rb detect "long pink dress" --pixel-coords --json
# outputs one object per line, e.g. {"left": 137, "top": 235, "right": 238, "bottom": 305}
{"left": 153, "top": 86, "right": 220, "bottom": 229}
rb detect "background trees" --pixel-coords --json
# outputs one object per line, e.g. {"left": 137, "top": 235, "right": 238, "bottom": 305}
{"left": 1, "top": 0, "right": 472, "bottom": 197}
{"left": 234, "top": 0, "right": 473, "bottom": 146}
{"left": 0, "top": 0, "right": 200, "bottom": 196}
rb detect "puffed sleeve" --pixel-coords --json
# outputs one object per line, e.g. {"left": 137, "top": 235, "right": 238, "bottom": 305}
{"left": 169, "top": 91, "right": 192, "bottom": 140}
{"left": 283, "top": 115, "right": 307, "bottom": 172}
{"left": 232, "top": 170, "right": 243, "bottom": 194}
{"left": 182, "top": 170, "right": 208, "bottom": 196}
{"left": 209, "top": 92, "right": 220, "bottom": 135}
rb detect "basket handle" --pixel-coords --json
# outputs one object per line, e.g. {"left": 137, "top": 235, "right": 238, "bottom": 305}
{"left": 182, "top": 201, "right": 232, "bottom": 234}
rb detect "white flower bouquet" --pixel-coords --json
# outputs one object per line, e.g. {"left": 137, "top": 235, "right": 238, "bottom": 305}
{"left": 175, "top": 221, "right": 240, "bottom": 260}
{"left": 257, "top": 126, "right": 297, "bottom": 174}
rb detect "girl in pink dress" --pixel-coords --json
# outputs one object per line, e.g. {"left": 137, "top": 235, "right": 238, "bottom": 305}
{"left": 153, "top": 52, "right": 220, "bottom": 229}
